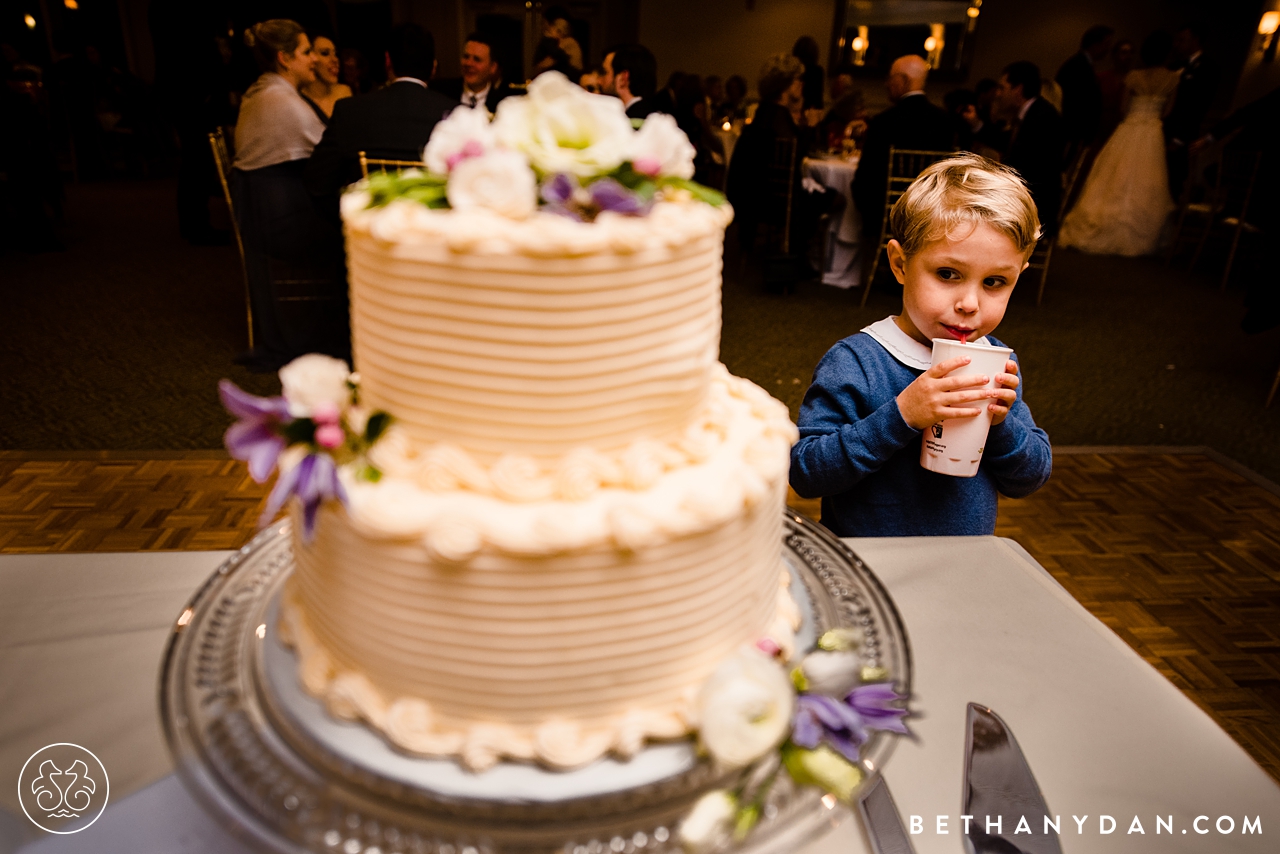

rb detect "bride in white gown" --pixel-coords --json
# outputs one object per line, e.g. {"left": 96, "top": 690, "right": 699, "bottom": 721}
{"left": 1058, "top": 33, "right": 1181, "bottom": 256}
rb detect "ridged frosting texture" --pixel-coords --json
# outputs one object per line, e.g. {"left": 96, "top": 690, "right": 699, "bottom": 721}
{"left": 284, "top": 378, "right": 799, "bottom": 769}
{"left": 343, "top": 195, "right": 733, "bottom": 462}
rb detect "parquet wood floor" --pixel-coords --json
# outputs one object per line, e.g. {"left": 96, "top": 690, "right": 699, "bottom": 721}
{"left": 3, "top": 448, "right": 1278, "bottom": 781}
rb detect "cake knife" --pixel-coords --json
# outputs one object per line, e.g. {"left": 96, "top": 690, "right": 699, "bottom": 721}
{"left": 961, "top": 703, "right": 1062, "bottom": 854}
{"left": 857, "top": 774, "right": 917, "bottom": 854}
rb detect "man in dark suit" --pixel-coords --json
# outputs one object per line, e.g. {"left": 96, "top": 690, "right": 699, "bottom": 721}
{"left": 1164, "top": 23, "right": 1219, "bottom": 197}
{"left": 305, "top": 23, "right": 457, "bottom": 208}
{"left": 1055, "top": 25, "right": 1113, "bottom": 154}
{"left": 433, "top": 32, "right": 518, "bottom": 113}
{"left": 982, "top": 61, "right": 1064, "bottom": 234}
{"left": 601, "top": 44, "right": 662, "bottom": 120}
{"left": 851, "top": 54, "right": 956, "bottom": 237}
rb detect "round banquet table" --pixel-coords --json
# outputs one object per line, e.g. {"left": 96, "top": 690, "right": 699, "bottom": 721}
{"left": 2, "top": 538, "right": 1279, "bottom": 853}
{"left": 803, "top": 155, "right": 862, "bottom": 290}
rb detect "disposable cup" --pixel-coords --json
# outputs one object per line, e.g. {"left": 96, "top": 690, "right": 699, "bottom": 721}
{"left": 918, "top": 338, "right": 1013, "bottom": 478}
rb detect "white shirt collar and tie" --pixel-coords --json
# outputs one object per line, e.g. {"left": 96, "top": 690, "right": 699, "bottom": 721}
{"left": 462, "top": 83, "right": 491, "bottom": 109}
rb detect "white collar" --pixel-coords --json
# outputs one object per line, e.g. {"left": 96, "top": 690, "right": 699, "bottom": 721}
{"left": 1018, "top": 97, "right": 1037, "bottom": 121}
{"left": 623, "top": 94, "right": 641, "bottom": 109}
{"left": 861, "top": 316, "right": 990, "bottom": 370}
{"left": 462, "top": 82, "right": 490, "bottom": 105}
{"left": 900, "top": 90, "right": 926, "bottom": 99}
{"left": 391, "top": 76, "right": 428, "bottom": 88}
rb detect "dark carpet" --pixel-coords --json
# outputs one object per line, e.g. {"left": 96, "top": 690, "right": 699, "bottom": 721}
{"left": 4, "top": 179, "right": 1280, "bottom": 483}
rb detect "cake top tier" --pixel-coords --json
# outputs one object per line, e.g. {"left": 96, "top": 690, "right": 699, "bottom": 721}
{"left": 340, "top": 70, "right": 729, "bottom": 243}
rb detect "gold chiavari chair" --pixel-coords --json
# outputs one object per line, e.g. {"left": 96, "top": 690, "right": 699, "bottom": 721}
{"left": 862, "top": 147, "right": 957, "bottom": 307}
{"left": 1026, "top": 145, "right": 1090, "bottom": 306}
{"left": 359, "top": 151, "right": 428, "bottom": 177}
{"left": 208, "top": 127, "right": 253, "bottom": 348}
{"left": 1165, "top": 131, "right": 1238, "bottom": 271}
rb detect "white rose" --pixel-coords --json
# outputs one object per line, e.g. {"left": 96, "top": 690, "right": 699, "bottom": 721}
{"left": 697, "top": 646, "right": 794, "bottom": 768}
{"left": 629, "top": 112, "right": 696, "bottom": 179}
{"left": 422, "top": 106, "right": 496, "bottom": 174}
{"left": 278, "top": 354, "right": 351, "bottom": 418}
{"left": 492, "top": 71, "right": 633, "bottom": 177}
{"left": 678, "top": 789, "right": 737, "bottom": 853}
{"left": 446, "top": 149, "right": 538, "bottom": 219}
{"left": 798, "top": 649, "right": 862, "bottom": 697}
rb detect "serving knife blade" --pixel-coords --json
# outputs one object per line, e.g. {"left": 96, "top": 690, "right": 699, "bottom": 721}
{"left": 961, "top": 703, "right": 1062, "bottom": 854}
{"left": 857, "top": 774, "right": 917, "bottom": 854}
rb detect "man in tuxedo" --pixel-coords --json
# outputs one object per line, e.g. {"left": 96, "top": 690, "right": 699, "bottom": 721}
{"left": 1055, "top": 25, "right": 1113, "bottom": 154}
{"left": 434, "top": 33, "right": 517, "bottom": 113}
{"left": 982, "top": 61, "right": 1064, "bottom": 234}
{"left": 851, "top": 54, "right": 956, "bottom": 237}
{"left": 600, "top": 44, "right": 662, "bottom": 120}
{"left": 1165, "top": 23, "right": 1219, "bottom": 197}
{"left": 305, "top": 23, "right": 457, "bottom": 209}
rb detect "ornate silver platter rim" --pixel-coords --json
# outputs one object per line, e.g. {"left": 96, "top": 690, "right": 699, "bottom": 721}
{"left": 159, "top": 512, "right": 912, "bottom": 853}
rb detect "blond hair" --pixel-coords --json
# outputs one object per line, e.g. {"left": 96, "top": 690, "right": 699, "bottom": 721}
{"left": 244, "top": 19, "right": 306, "bottom": 74}
{"left": 890, "top": 154, "right": 1041, "bottom": 256}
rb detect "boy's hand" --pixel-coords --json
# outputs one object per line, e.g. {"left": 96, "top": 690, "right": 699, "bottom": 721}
{"left": 988, "top": 359, "right": 1019, "bottom": 425}
{"left": 896, "top": 356, "right": 993, "bottom": 430}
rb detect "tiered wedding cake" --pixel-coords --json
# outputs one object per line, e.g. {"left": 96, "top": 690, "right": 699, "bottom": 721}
{"left": 226, "top": 74, "right": 800, "bottom": 772}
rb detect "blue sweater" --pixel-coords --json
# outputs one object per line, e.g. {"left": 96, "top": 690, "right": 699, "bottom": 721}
{"left": 790, "top": 332, "right": 1052, "bottom": 536}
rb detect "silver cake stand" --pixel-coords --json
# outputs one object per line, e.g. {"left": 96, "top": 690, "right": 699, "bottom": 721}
{"left": 160, "top": 512, "right": 912, "bottom": 854}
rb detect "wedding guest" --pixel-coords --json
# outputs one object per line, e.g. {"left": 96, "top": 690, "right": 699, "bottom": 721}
{"left": 306, "top": 23, "right": 454, "bottom": 210}
{"left": 231, "top": 18, "right": 329, "bottom": 369}
{"left": 339, "top": 47, "right": 371, "bottom": 94}
{"left": 651, "top": 71, "right": 683, "bottom": 116}
{"left": 722, "top": 74, "right": 750, "bottom": 120}
{"left": 1164, "top": 23, "right": 1219, "bottom": 197}
{"left": 851, "top": 54, "right": 955, "bottom": 243}
{"left": 791, "top": 154, "right": 1052, "bottom": 536}
{"left": 673, "top": 74, "right": 725, "bottom": 187}
{"left": 1056, "top": 25, "right": 1113, "bottom": 153}
{"left": 601, "top": 44, "right": 660, "bottom": 120}
{"left": 821, "top": 64, "right": 865, "bottom": 148}
{"left": 726, "top": 53, "right": 833, "bottom": 288}
{"left": 301, "top": 34, "right": 352, "bottom": 122}
{"left": 793, "top": 36, "right": 825, "bottom": 111}
{"left": 436, "top": 33, "right": 514, "bottom": 111}
{"left": 532, "top": 37, "right": 578, "bottom": 82}
{"left": 974, "top": 78, "right": 998, "bottom": 125}
{"left": 981, "top": 61, "right": 1064, "bottom": 234}
{"left": 1097, "top": 40, "right": 1135, "bottom": 141}
{"left": 542, "top": 5, "right": 583, "bottom": 71}
{"left": 1190, "top": 85, "right": 1280, "bottom": 333}
{"left": 704, "top": 75, "right": 725, "bottom": 115}
{"left": 579, "top": 68, "right": 602, "bottom": 94}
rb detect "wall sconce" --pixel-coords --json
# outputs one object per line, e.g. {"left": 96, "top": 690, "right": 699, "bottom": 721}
{"left": 1260, "top": 11, "right": 1279, "bottom": 61}
{"left": 924, "top": 23, "right": 945, "bottom": 68}
{"left": 24, "top": 13, "right": 36, "bottom": 29}
{"left": 851, "top": 25, "right": 869, "bottom": 66}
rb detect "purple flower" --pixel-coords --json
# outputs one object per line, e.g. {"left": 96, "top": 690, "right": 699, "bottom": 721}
{"left": 219, "top": 380, "right": 292, "bottom": 482}
{"left": 260, "top": 452, "right": 347, "bottom": 540}
{"left": 588, "top": 177, "right": 645, "bottom": 215}
{"left": 540, "top": 172, "right": 576, "bottom": 206}
{"left": 539, "top": 173, "right": 647, "bottom": 221}
{"left": 846, "top": 684, "right": 911, "bottom": 735}
{"left": 791, "top": 685, "right": 910, "bottom": 763}
{"left": 792, "top": 694, "right": 868, "bottom": 763}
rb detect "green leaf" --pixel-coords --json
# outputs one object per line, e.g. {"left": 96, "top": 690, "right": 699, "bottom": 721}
{"left": 358, "top": 465, "right": 382, "bottom": 483}
{"left": 281, "top": 419, "right": 316, "bottom": 446}
{"left": 733, "top": 804, "right": 761, "bottom": 841}
{"left": 364, "top": 411, "right": 392, "bottom": 444}
{"left": 660, "top": 176, "right": 726, "bottom": 206}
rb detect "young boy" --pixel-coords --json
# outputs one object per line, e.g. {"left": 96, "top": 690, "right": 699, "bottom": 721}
{"left": 790, "top": 154, "right": 1052, "bottom": 536}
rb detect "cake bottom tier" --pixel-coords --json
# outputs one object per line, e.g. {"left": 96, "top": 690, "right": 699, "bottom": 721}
{"left": 282, "top": 374, "right": 799, "bottom": 771}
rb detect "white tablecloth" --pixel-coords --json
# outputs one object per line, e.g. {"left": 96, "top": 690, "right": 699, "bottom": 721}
{"left": 804, "top": 156, "right": 862, "bottom": 289}
{"left": 3, "top": 539, "right": 1278, "bottom": 853}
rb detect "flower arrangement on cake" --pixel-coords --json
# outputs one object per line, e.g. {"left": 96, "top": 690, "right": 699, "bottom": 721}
{"left": 360, "top": 70, "right": 723, "bottom": 221}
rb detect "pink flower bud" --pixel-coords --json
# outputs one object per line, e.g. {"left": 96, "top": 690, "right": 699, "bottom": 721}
{"left": 314, "top": 423, "right": 345, "bottom": 450}
{"left": 446, "top": 139, "right": 487, "bottom": 171}
{"left": 633, "top": 156, "right": 662, "bottom": 177}
{"left": 755, "top": 637, "right": 782, "bottom": 657}
{"left": 311, "top": 402, "right": 341, "bottom": 425}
